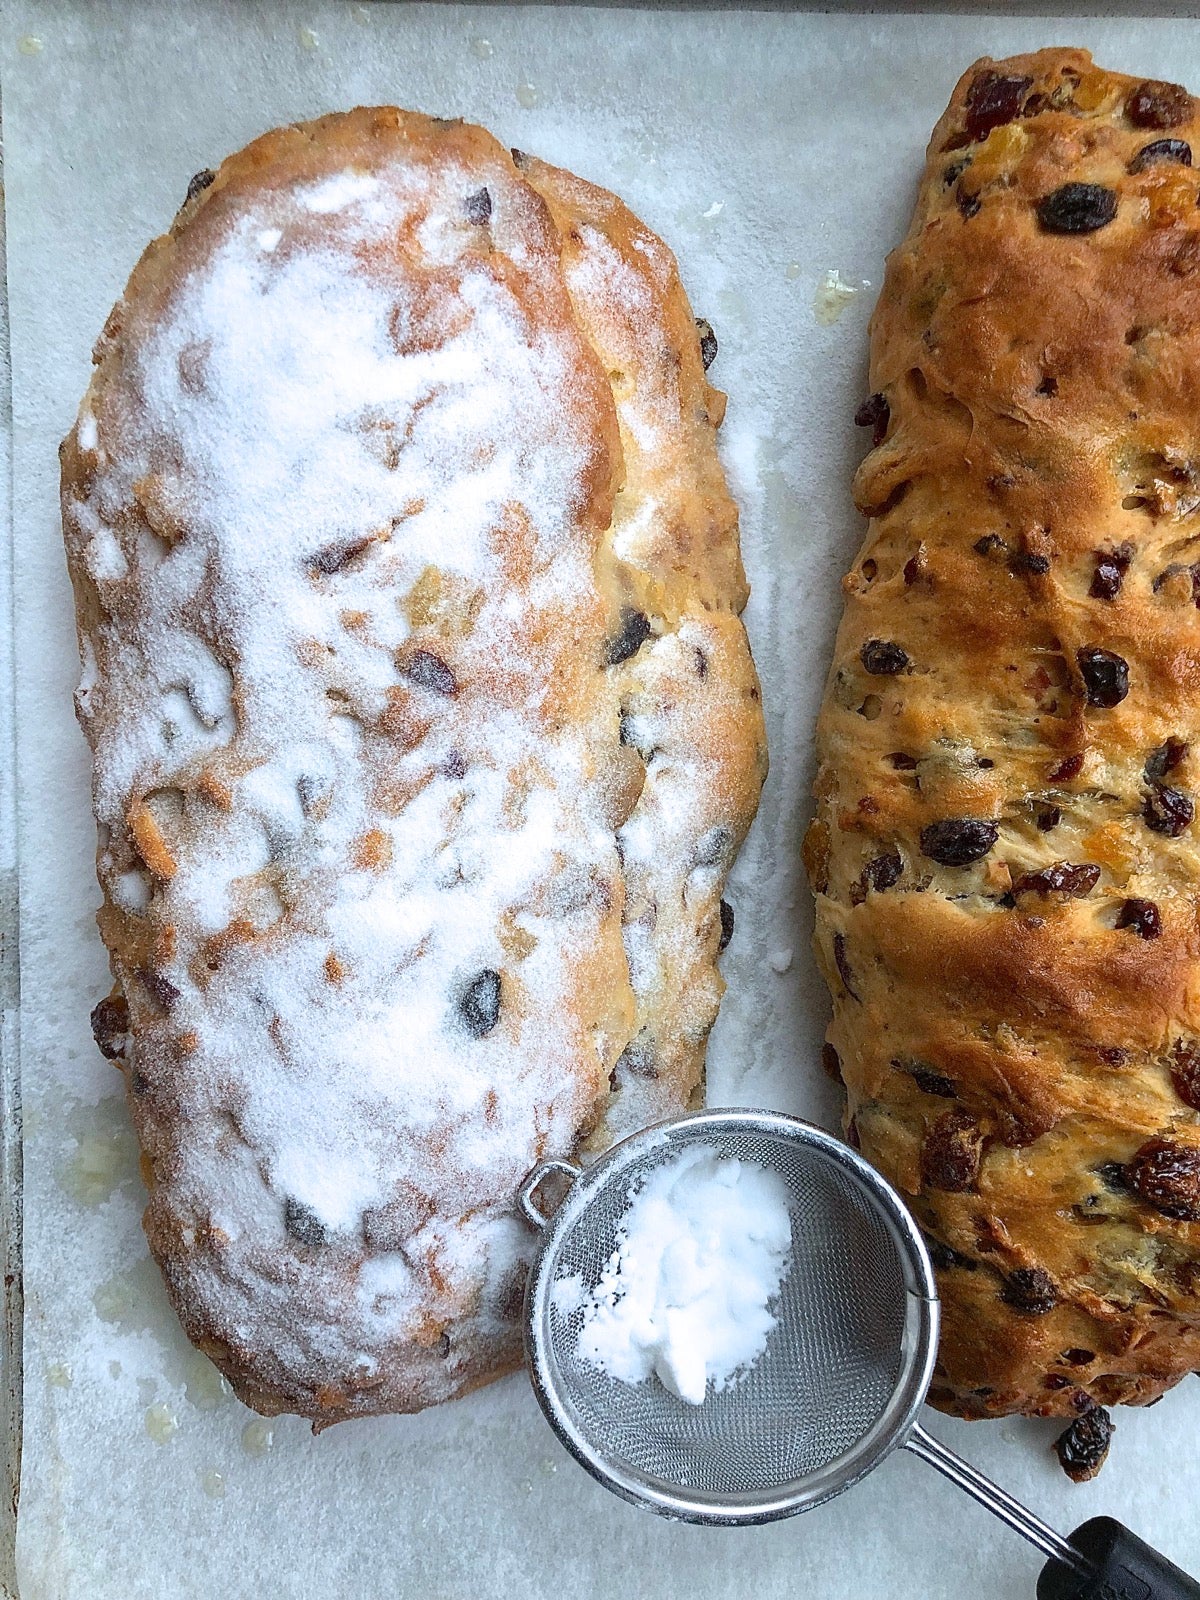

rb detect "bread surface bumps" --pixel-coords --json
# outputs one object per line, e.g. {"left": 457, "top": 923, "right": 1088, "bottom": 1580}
{"left": 807, "top": 49, "right": 1200, "bottom": 1421}
{"left": 62, "top": 108, "right": 765, "bottom": 1422}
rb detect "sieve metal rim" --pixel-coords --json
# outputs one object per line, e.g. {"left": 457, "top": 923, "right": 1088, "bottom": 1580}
{"left": 521, "top": 1107, "right": 940, "bottom": 1527}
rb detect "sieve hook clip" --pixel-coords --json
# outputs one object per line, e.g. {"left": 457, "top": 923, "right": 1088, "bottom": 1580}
{"left": 517, "top": 1158, "right": 582, "bottom": 1229}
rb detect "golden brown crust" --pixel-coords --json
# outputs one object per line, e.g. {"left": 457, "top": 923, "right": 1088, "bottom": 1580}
{"left": 807, "top": 50, "right": 1200, "bottom": 1419}
{"left": 63, "top": 108, "right": 764, "bottom": 1423}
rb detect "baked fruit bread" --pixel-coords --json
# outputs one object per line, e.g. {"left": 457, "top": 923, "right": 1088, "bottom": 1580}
{"left": 806, "top": 48, "right": 1200, "bottom": 1433}
{"left": 62, "top": 109, "right": 765, "bottom": 1423}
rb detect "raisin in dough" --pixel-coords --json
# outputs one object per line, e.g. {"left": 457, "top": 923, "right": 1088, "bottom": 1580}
{"left": 806, "top": 50, "right": 1200, "bottom": 1421}
{"left": 62, "top": 109, "right": 766, "bottom": 1424}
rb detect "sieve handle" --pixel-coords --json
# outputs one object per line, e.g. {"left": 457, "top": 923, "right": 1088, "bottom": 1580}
{"left": 904, "top": 1424, "right": 1085, "bottom": 1574}
{"left": 516, "top": 1159, "right": 582, "bottom": 1229}
{"left": 1037, "top": 1518, "right": 1200, "bottom": 1600}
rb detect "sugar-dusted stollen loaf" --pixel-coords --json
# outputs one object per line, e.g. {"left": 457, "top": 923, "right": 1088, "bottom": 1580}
{"left": 808, "top": 49, "right": 1200, "bottom": 1434}
{"left": 62, "top": 109, "right": 765, "bottom": 1423}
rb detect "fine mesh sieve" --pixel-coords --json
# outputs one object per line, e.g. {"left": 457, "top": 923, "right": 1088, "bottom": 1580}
{"left": 517, "top": 1109, "right": 1200, "bottom": 1598}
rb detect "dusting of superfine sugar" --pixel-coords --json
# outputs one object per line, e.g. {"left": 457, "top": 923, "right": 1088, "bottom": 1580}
{"left": 555, "top": 1146, "right": 792, "bottom": 1405}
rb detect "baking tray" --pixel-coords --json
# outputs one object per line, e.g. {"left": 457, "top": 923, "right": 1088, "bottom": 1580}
{"left": 5, "top": 4, "right": 1200, "bottom": 1598}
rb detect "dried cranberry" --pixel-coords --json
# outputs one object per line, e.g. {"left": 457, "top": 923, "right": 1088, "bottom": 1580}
{"left": 1012, "top": 862, "right": 1100, "bottom": 897}
{"left": 1077, "top": 648, "right": 1129, "bottom": 708}
{"left": 1145, "top": 737, "right": 1189, "bottom": 782}
{"left": 821, "top": 1041, "right": 843, "bottom": 1083}
{"left": 1036, "top": 805, "right": 1062, "bottom": 831}
{"left": 860, "top": 639, "right": 909, "bottom": 675}
{"left": 1049, "top": 753, "right": 1084, "bottom": 782}
{"left": 464, "top": 186, "right": 492, "bottom": 224}
{"left": 1129, "top": 138, "right": 1193, "bottom": 172}
{"left": 860, "top": 852, "right": 903, "bottom": 896}
{"left": 606, "top": 608, "right": 652, "bottom": 665}
{"left": 1171, "top": 1040, "right": 1200, "bottom": 1110}
{"left": 1036, "top": 183, "right": 1118, "bottom": 234}
{"left": 1127, "top": 1138, "right": 1200, "bottom": 1219}
{"left": 284, "top": 1197, "right": 329, "bottom": 1248}
{"left": 1143, "top": 785, "right": 1194, "bottom": 837}
{"left": 185, "top": 168, "right": 215, "bottom": 203}
{"left": 1002, "top": 1267, "right": 1058, "bottom": 1314}
{"left": 695, "top": 318, "right": 718, "bottom": 371}
{"left": 921, "top": 1109, "right": 983, "bottom": 1193}
{"left": 460, "top": 969, "right": 502, "bottom": 1037}
{"left": 1116, "top": 898, "right": 1162, "bottom": 939}
{"left": 402, "top": 649, "right": 458, "bottom": 696}
{"left": 833, "top": 933, "right": 859, "bottom": 1001}
{"left": 718, "top": 899, "right": 735, "bottom": 953}
{"left": 1089, "top": 544, "right": 1132, "bottom": 600}
{"left": 854, "top": 392, "right": 890, "bottom": 447}
{"left": 907, "top": 1064, "right": 957, "bottom": 1098}
{"left": 963, "top": 70, "right": 1033, "bottom": 141}
{"left": 1056, "top": 1408, "right": 1114, "bottom": 1483}
{"left": 1127, "top": 80, "right": 1194, "bottom": 130}
{"left": 90, "top": 994, "right": 130, "bottom": 1060}
{"left": 920, "top": 818, "right": 999, "bottom": 867}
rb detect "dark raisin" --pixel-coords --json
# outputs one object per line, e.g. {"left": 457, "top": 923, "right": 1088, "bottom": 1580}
{"left": 402, "top": 648, "right": 458, "bottom": 696}
{"left": 1116, "top": 897, "right": 1162, "bottom": 939}
{"left": 860, "top": 851, "right": 903, "bottom": 896}
{"left": 908, "top": 1064, "right": 957, "bottom": 1098}
{"left": 718, "top": 899, "right": 735, "bottom": 953}
{"left": 974, "top": 533, "right": 1007, "bottom": 558}
{"left": 1127, "top": 80, "right": 1194, "bottom": 130}
{"left": 919, "top": 818, "right": 999, "bottom": 867}
{"left": 137, "top": 968, "right": 179, "bottom": 1010}
{"left": 1002, "top": 1267, "right": 1058, "bottom": 1314}
{"left": 821, "top": 1041, "right": 843, "bottom": 1083}
{"left": 1129, "top": 138, "right": 1193, "bottom": 173}
{"left": 693, "top": 826, "right": 733, "bottom": 868}
{"left": 926, "top": 1238, "right": 978, "bottom": 1272}
{"left": 1090, "top": 543, "right": 1133, "bottom": 600}
{"left": 1012, "top": 551, "right": 1051, "bottom": 575}
{"left": 185, "top": 168, "right": 216, "bottom": 203}
{"left": 1012, "top": 862, "right": 1100, "bottom": 897}
{"left": 464, "top": 186, "right": 492, "bottom": 224}
{"left": 459, "top": 969, "right": 501, "bottom": 1037}
{"left": 1127, "top": 1138, "right": 1200, "bottom": 1220}
{"left": 1144, "top": 785, "right": 1194, "bottom": 837}
{"left": 90, "top": 994, "right": 130, "bottom": 1060}
{"left": 1145, "top": 737, "right": 1189, "bottom": 782}
{"left": 1036, "top": 805, "right": 1062, "bottom": 831}
{"left": 695, "top": 318, "right": 718, "bottom": 371}
{"left": 1036, "top": 183, "right": 1118, "bottom": 234}
{"left": 956, "top": 185, "right": 982, "bottom": 220}
{"left": 1096, "top": 1161, "right": 1128, "bottom": 1194}
{"left": 1049, "top": 753, "right": 1084, "bottom": 782}
{"left": 442, "top": 750, "right": 467, "bottom": 780}
{"left": 1077, "top": 648, "right": 1129, "bottom": 708}
{"left": 963, "top": 70, "right": 1033, "bottom": 141}
{"left": 902, "top": 552, "right": 923, "bottom": 585}
{"left": 889, "top": 752, "right": 919, "bottom": 771}
{"left": 606, "top": 608, "right": 652, "bottom": 665}
{"left": 693, "top": 646, "right": 709, "bottom": 679}
{"left": 613, "top": 1036, "right": 658, "bottom": 1080}
{"left": 943, "top": 158, "right": 970, "bottom": 187}
{"left": 854, "top": 393, "right": 890, "bottom": 448}
{"left": 510, "top": 147, "right": 529, "bottom": 169}
{"left": 1056, "top": 1408, "right": 1114, "bottom": 1483}
{"left": 1170, "top": 1040, "right": 1200, "bottom": 1110}
{"left": 284, "top": 1197, "right": 328, "bottom": 1248}
{"left": 921, "top": 1109, "right": 983, "bottom": 1193}
{"left": 833, "top": 933, "right": 859, "bottom": 1001}
{"left": 1061, "top": 1348, "right": 1095, "bottom": 1367}
{"left": 309, "top": 535, "right": 374, "bottom": 575}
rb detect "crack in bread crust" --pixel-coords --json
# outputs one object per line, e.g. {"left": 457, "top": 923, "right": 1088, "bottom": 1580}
{"left": 62, "top": 108, "right": 765, "bottom": 1424}
{"left": 810, "top": 49, "right": 1200, "bottom": 1423}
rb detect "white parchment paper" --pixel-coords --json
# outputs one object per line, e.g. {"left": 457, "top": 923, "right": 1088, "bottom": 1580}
{"left": 7, "top": 3, "right": 1200, "bottom": 1596}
